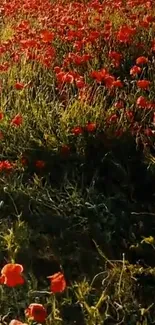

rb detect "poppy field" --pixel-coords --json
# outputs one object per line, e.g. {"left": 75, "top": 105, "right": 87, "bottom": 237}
{"left": 1, "top": 0, "right": 155, "bottom": 324}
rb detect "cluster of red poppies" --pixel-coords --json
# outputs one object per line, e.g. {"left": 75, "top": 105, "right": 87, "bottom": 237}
{"left": 0, "top": 0, "right": 155, "bottom": 164}
{"left": 0, "top": 263, "right": 66, "bottom": 323}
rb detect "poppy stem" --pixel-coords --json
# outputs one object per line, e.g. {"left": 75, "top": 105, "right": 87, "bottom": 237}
{"left": 28, "top": 290, "right": 52, "bottom": 296}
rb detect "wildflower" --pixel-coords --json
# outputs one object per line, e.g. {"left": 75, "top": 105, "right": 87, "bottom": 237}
{"left": 130, "top": 65, "right": 141, "bottom": 76}
{"left": 140, "top": 20, "right": 149, "bottom": 28}
{"left": 20, "top": 39, "right": 37, "bottom": 49}
{"left": 56, "top": 71, "right": 74, "bottom": 84}
{"left": 135, "top": 42, "right": 145, "bottom": 50}
{"left": 0, "top": 112, "right": 4, "bottom": 120}
{"left": 85, "top": 122, "right": 96, "bottom": 132}
{"left": 11, "top": 114, "right": 23, "bottom": 126}
{"left": 0, "top": 160, "right": 13, "bottom": 171}
{"left": 0, "top": 62, "right": 9, "bottom": 72}
{"left": 107, "top": 114, "right": 118, "bottom": 123}
{"left": 0, "top": 263, "right": 24, "bottom": 287}
{"left": 144, "top": 15, "right": 154, "bottom": 23}
{"left": 90, "top": 69, "right": 107, "bottom": 83}
{"left": 136, "top": 56, "right": 148, "bottom": 65}
{"left": 146, "top": 101, "right": 155, "bottom": 109}
{"left": 14, "top": 82, "right": 25, "bottom": 90}
{"left": 0, "top": 275, "right": 5, "bottom": 284}
{"left": 144, "top": 128, "right": 153, "bottom": 136}
{"left": 126, "top": 111, "right": 134, "bottom": 121}
{"left": 88, "top": 30, "right": 100, "bottom": 43}
{"left": 136, "top": 96, "right": 148, "bottom": 108}
{"left": 72, "top": 126, "right": 83, "bottom": 135}
{"left": 137, "top": 80, "right": 151, "bottom": 90}
{"left": 108, "top": 51, "right": 122, "bottom": 67}
{"left": 112, "top": 80, "right": 123, "bottom": 88}
{"left": 47, "top": 272, "right": 66, "bottom": 293}
{"left": 75, "top": 78, "right": 86, "bottom": 89}
{"left": 104, "top": 75, "right": 115, "bottom": 88}
{"left": 35, "top": 160, "right": 45, "bottom": 169}
{"left": 16, "top": 20, "right": 30, "bottom": 32}
{"left": 114, "top": 100, "right": 124, "bottom": 109}
{"left": 25, "top": 303, "right": 47, "bottom": 323}
{"left": 117, "top": 25, "right": 136, "bottom": 43}
{"left": 40, "top": 30, "right": 54, "bottom": 43}
{"left": 108, "top": 51, "right": 122, "bottom": 62}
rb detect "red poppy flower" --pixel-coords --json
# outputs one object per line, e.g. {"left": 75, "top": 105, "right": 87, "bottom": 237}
{"left": 0, "top": 62, "right": 9, "bottom": 72}
{"left": 72, "top": 126, "right": 83, "bottom": 135}
{"left": 137, "top": 80, "right": 151, "bottom": 89}
{"left": 20, "top": 39, "right": 38, "bottom": 49}
{"left": 112, "top": 80, "right": 123, "bottom": 88}
{"left": 35, "top": 160, "right": 45, "bottom": 169}
{"left": 108, "top": 51, "right": 122, "bottom": 67}
{"left": 108, "top": 51, "right": 122, "bottom": 62}
{"left": 136, "top": 56, "right": 148, "bottom": 65}
{"left": 145, "top": 15, "right": 154, "bottom": 23}
{"left": 75, "top": 78, "right": 85, "bottom": 89}
{"left": 114, "top": 100, "right": 124, "bottom": 109}
{"left": 107, "top": 114, "right": 118, "bottom": 123}
{"left": 56, "top": 71, "right": 75, "bottom": 84}
{"left": 11, "top": 114, "right": 23, "bottom": 126}
{"left": 0, "top": 160, "right": 14, "bottom": 171}
{"left": 0, "top": 263, "right": 24, "bottom": 287}
{"left": 130, "top": 65, "right": 141, "bottom": 76}
{"left": 0, "top": 112, "right": 4, "bottom": 120}
{"left": 144, "top": 128, "right": 153, "bottom": 136}
{"left": 40, "top": 30, "right": 54, "bottom": 43}
{"left": 136, "top": 96, "right": 148, "bottom": 108}
{"left": 126, "top": 111, "right": 134, "bottom": 121}
{"left": 25, "top": 303, "right": 47, "bottom": 323}
{"left": 47, "top": 272, "right": 66, "bottom": 293}
{"left": 117, "top": 25, "right": 136, "bottom": 43}
{"left": 104, "top": 75, "right": 115, "bottom": 88}
{"left": 136, "top": 40, "right": 145, "bottom": 50}
{"left": 90, "top": 69, "right": 107, "bottom": 83}
{"left": 14, "top": 82, "right": 25, "bottom": 90}
{"left": 85, "top": 122, "right": 96, "bottom": 132}
{"left": 139, "top": 20, "right": 149, "bottom": 28}
{"left": 146, "top": 101, "right": 155, "bottom": 109}
{"left": 0, "top": 275, "right": 5, "bottom": 284}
